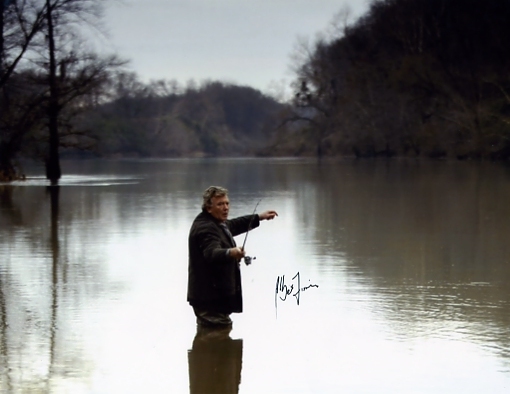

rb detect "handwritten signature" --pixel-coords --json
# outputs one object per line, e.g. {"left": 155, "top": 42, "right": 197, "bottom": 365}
{"left": 275, "top": 272, "right": 319, "bottom": 316}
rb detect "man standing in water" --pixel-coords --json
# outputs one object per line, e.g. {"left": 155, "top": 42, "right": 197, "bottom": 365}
{"left": 187, "top": 186, "right": 278, "bottom": 329}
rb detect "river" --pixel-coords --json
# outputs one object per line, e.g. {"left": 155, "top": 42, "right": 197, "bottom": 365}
{"left": 1, "top": 158, "right": 509, "bottom": 393}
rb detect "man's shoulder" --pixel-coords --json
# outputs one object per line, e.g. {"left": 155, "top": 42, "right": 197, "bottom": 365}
{"left": 192, "top": 211, "right": 212, "bottom": 224}
{"left": 190, "top": 211, "right": 218, "bottom": 233}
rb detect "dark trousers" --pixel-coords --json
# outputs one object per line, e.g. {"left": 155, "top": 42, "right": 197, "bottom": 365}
{"left": 193, "top": 307, "right": 233, "bottom": 328}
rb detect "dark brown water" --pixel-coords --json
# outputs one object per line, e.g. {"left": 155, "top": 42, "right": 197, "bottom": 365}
{"left": 1, "top": 158, "right": 509, "bottom": 393}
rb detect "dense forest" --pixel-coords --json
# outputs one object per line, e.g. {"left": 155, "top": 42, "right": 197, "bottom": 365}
{"left": 2, "top": 0, "right": 510, "bottom": 183}
{"left": 278, "top": 0, "right": 510, "bottom": 159}
{"left": 78, "top": 76, "right": 286, "bottom": 158}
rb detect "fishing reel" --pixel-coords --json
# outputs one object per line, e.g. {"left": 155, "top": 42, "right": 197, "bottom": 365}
{"left": 244, "top": 255, "right": 256, "bottom": 265}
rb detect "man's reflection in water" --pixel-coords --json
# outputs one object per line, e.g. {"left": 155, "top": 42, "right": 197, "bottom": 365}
{"left": 188, "top": 326, "right": 243, "bottom": 394}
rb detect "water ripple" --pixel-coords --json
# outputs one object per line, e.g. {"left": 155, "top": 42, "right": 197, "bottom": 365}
{"left": 2, "top": 175, "right": 141, "bottom": 187}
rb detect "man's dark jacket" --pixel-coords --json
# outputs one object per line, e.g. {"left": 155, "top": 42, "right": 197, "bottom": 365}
{"left": 187, "top": 210, "right": 260, "bottom": 313}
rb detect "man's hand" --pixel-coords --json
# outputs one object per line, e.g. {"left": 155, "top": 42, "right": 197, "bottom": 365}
{"left": 259, "top": 210, "right": 278, "bottom": 220}
{"left": 229, "top": 247, "right": 246, "bottom": 260}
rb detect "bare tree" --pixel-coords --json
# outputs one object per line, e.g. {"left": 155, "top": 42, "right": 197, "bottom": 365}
{"left": 1, "top": 1, "right": 48, "bottom": 180}
{"left": 0, "top": 0, "right": 124, "bottom": 182}
{"left": 0, "top": 0, "right": 46, "bottom": 88}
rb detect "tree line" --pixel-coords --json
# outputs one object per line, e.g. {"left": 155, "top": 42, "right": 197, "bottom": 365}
{"left": 3, "top": 0, "right": 510, "bottom": 184}
{"left": 78, "top": 75, "right": 286, "bottom": 158}
{"left": 276, "top": 0, "right": 510, "bottom": 159}
{"left": 0, "top": 1, "right": 288, "bottom": 182}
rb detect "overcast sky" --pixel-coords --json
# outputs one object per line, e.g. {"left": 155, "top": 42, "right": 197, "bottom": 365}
{"left": 98, "top": 0, "right": 371, "bottom": 95}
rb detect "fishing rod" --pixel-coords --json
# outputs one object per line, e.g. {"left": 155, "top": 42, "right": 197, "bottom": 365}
{"left": 242, "top": 199, "right": 261, "bottom": 265}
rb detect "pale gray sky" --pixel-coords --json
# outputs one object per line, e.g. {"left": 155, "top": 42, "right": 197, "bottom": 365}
{"left": 99, "top": 0, "right": 370, "bottom": 94}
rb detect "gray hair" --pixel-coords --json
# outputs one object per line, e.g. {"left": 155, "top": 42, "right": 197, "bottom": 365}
{"left": 202, "top": 186, "right": 229, "bottom": 210}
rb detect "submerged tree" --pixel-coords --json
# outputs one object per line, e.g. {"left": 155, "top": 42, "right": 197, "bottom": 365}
{"left": 40, "top": 0, "right": 123, "bottom": 184}
{"left": 44, "top": 0, "right": 60, "bottom": 183}
{"left": 0, "top": 0, "right": 123, "bottom": 182}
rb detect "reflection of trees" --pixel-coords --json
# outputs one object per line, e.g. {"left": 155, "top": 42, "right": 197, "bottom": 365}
{"left": 0, "top": 269, "right": 12, "bottom": 392}
{"left": 0, "top": 185, "right": 69, "bottom": 391}
{"left": 294, "top": 160, "right": 510, "bottom": 361}
{"left": 188, "top": 328, "right": 243, "bottom": 394}
{"left": 47, "top": 186, "right": 59, "bottom": 387}
{"left": 0, "top": 183, "right": 110, "bottom": 391}
{"left": 0, "top": 186, "right": 22, "bottom": 226}
{"left": 0, "top": 185, "right": 46, "bottom": 228}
